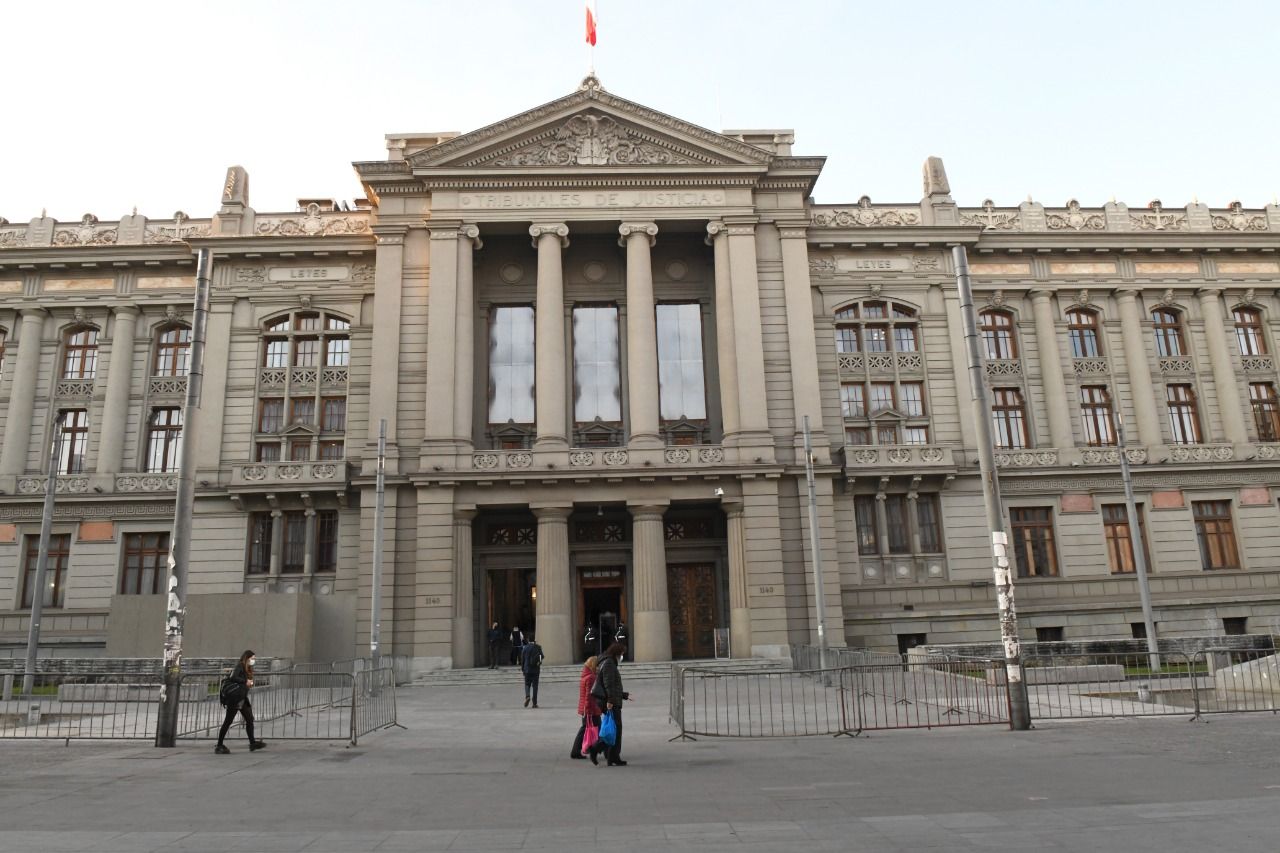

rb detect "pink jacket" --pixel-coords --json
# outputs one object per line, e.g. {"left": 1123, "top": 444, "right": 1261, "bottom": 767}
{"left": 577, "top": 666, "right": 601, "bottom": 716}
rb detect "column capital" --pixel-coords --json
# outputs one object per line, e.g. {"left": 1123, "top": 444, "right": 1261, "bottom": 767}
{"left": 372, "top": 224, "right": 407, "bottom": 245}
{"left": 776, "top": 220, "right": 810, "bottom": 240}
{"left": 627, "top": 502, "right": 670, "bottom": 520}
{"left": 303, "top": 507, "right": 317, "bottom": 518}
{"left": 1114, "top": 287, "right": 1143, "bottom": 301}
{"left": 529, "top": 222, "right": 569, "bottom": 249}
{"left": 1028, "top": 288, "right": 1056, "bottom": 302}
{"left": 459, "top": 223, "right": 482, "bottom": 250}
{"left": 111, "top": 304, "right": 141, "bottom": 319}
{"left": 705, "top": 220, "right": 728, "bottom": 244}
{"left": 19, "top": 308, "right": 48, "bottom": 324}
{"left": 618, "top": 221, "right": 658, "bottom": 247}
{"left": 270, "top": 508, "right": 283, "bottom": 518}
{"left": 532, "top": 504, "right": 573, "bottom": 521}
{"left": 453, "top": 508, "right": 478, "bottom": 524}
{"left": 1197, "top": 286, "right": 1226, "bottom": 300}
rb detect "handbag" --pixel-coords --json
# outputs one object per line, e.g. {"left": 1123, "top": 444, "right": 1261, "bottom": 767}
{"left": 598, "top": 709, "right": 618, "bottom": 747}
{"left": 582, "top": 717, "right": 600, "bottom": 751}
{"left": 219, "top": 676, "right": 246, "bottom": 708}
{"left": 590, "top": 673, "right": 607, "bottom": 704}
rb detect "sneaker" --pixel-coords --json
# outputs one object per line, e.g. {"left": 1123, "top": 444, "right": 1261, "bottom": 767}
{"left": 214, "top": 744, "right": 230, "bottom": 755}
{"left": 532, "top": 703, "right": 538, "bottom": 709}
{"left": 524, "top": 697, "right": 530, "bottom": 707}
{"left": 588, "top": 745, "right": 599, "bottom": 766}
{"left": 249, "top": 740, "right": 267, "bottom": 751}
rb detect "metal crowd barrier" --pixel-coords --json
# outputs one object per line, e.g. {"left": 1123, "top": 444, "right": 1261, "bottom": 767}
{"left": 289, "top": 656, "right": 413, "bottom": 686}
{"left": 0, "top": 672, "right": 167, "bottom": 741}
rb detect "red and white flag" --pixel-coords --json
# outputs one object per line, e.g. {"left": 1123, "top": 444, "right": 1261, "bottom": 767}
{"left": 585, "top": 1, "right": 598, "bottom": 46}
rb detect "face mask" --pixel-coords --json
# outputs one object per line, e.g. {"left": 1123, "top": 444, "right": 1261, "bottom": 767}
{"left": 248, "top": 657, "right": 257, "bottom": 667}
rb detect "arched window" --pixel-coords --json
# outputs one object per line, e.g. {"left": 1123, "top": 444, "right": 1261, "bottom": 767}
{"left": 153, "top": 325, "right": 192, "bottom": 376}
{"left": 62, "top": 327, "right": 99, "bottom": 379}
{"left": 979, "top": 310, "right": 1018, "bottom": 360}
{"left": 1066, "top": 309, "right": 1102, "bottom": 358}
{"left": 832, "top": 301, "right": 919, "bottom": 353}
{"left": 1151, "top": 309, "right": 1186, "bottom": 358}
{"left": 1233, "top": 307, "right": 1267, "bottom": 356}
{"left": 255, "top": 310, "right": 351, "bottom": 461}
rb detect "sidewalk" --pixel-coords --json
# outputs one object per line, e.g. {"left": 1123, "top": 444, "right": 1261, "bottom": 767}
{"left": 0, "top": 672, "right": 1277, "bottom": 851}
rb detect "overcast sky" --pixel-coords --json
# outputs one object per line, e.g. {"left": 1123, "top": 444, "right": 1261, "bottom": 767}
{"left": 5, "top": 1, "right": 1278, "bottom": 221}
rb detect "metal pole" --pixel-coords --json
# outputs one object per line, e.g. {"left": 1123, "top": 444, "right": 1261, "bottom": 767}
{"left": 155, "top": 247, "right": 211, "bottom": 747}
{"left": 802, "top": 416, "right": 829, "bottom": 674}
{"left": 22, "top": 413, "right": 65, "bottom": 696}
{"left": 1115, "top": 412, "right": 1161, "bottom": 670}
{"left": 952, "top": 246, "right": 1031, "bottom": 731}
{"left": 370, "top": 419, "right": 387, "bottom": 671}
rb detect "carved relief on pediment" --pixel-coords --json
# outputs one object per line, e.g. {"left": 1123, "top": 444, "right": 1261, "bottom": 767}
{"left": 464, "top": 113, "right": 709, "bottom": 168}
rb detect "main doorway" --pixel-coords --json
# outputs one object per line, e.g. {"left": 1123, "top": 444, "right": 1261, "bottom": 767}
{"left": 487, "top": 567, "right": 536, "bottom": 665}
{"left": 578, "top": 566, "right": 626, "bottom": 660}
{"left": 667, "top": 563, "right": 717, "bottom": 659}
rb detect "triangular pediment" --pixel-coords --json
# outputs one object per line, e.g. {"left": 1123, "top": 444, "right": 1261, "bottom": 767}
{"left": 407, "top": 78, "right": 774, "bottom": 171}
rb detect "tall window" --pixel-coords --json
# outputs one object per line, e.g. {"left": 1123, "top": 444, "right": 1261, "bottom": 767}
{"left": 290, "top": 398, "right": 315, "bottom": 426}
{"left": 121, "top": 532, "right": 169, "bottom": 594}
{"left": 900, "top": 383, "right": 925, "bottom": 417}
{"left": 58, "top": 409, "right": 89, "bottom": 474}
{"left": 903, "top": 427, "right": 929, "bottom": 445}
{"left": 840, "top": 383, "right": 865, "bottom": 417}
{"left": 257, "top": 311, "right": 351, "bottom": 461}
{"left": 1152, "top": 309, "right": 1186, "bottom": 357}
{"left": 1066, "top": 309, "right": 1101, "bottom": 358}
{"left": 257, "top": 443, "right": 281, "bottom": 462}
{"left": 1079, "top": 385, "right": 1115, "bottom": 446}
{"left": 23, "top": 534, "right": 71, "bottom": 608}
{"left": 488, "top": 306, "right": 535, "bottom": 426}
{"left": 572, "top": 305, "right": 621, "bottom": 424}
{"left": 835, "top": 306, "right": 860, "bottom": 353}
{"left": 1010, "top": 507, "right": 1058, "bottom": 578}
{"left": 917, "top": 494, "right": 942, "bottom": 553}
{"left": 992, "top": 388, "right": 1029, "bottom": 449}
{"left": 1250, "top": 382, "right": 1280, "bottom": 441}
{"left": 259, "top": 399, "right": 284, "bottom": 433}
{"left": 321, "top": 397, "right": 346, "bottom": 432}
{"left": 885, "top": 495, "right": 910, "bottom": 553}
{"left": 62, "top": 327, "right": 99, "bottom": 378}
{"left": 1166, "top": 384, "right": 1202, "bottom": 444}
{"left": 1192, "top": 500, "right": 1240, "bottom": 570}
{"left": 854, "top": 495, "right": 878, "bottom": 555}
{"left": 832, "top": 301, "right": 919, "bottom": 353}
{"left": 979, "top": 310, "right": 1018, "bottom": 360}
{"left": 317, "top": 510, "right": 339, "bottom": 572}
{"left": 146, "top": 408, "right": 183, "bottom": 472}
{"left": 655, "top": 303, "right": 707, "bottom": 422}
{"left": 264, "top": 337, "right": 288, "bottom": 368}
{"left": 869, "top": 383, "right": 895, "bottom": 414}
{"left": 247, "top": 513, "right": 274, "bottom": 574}
{"left": 318, "top": 440, "right": 344, "bottom": 460}
{"left": 153, "top": 326, "right": 191, "bottom": 376}
{"left": 325, "top": 316, "right": 351, "bottom": 366}
{"left": 1234, "top": 307, "right": 1267, "bottom": 356}
{"left": 1101, "top": 504, "right": 1150, "bottom": 575}
{"left": 283, "top": 511, "right": 307, "bottom": 573}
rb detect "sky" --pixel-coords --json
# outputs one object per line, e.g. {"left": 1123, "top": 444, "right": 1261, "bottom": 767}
{"left": 4, "top": 0, "right": 1279, "bottom": 221}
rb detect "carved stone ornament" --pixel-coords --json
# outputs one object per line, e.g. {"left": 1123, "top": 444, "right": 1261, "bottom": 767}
{"left": 960, "top": 200, "right": 1021, "bottom": 231}
{"left": 1212, "top": 201, "right": 1268, "bottom": 232}
{"left": 869, "top": 283, "right": 883, "bottom": 297}
{"left": 73, "top": 307, "right": 87, "bottom": 323}
{"left": 235, "top": 267, "right": 266, "bottom": 283}
{"left": 53, "top": 214, "right": 119, "bottom": 246}
{"left": 987, "top": 290, "right": 1006, "bottom": 307}
{"left": 145, "top": 211, "right": 211, "bottom": 244}
{"left": 300, "top": 295, "right": 312, "bottom": 309}
{"left": 1242, "top": 288, "right": 1258, "bottom": 306}
{"left": 618, "top": 222, "right": 658, "bottom": 247}
{"left": 911, "top": 254, "right": 941, "bottom": 271}
{"left": 1130, "top": 200, "right": 1187, "bottom": 232}
{"left": 529, "top": 223, "right": 569, "bottom": 249}
{"left": 1073, "top": 289, "right": 1090, "bottom": 307}
{"left": 255, "top": 204, "right": 372, "bottom": 237}
{"left": 811, "top": 197, "right": 921, "bottom": 228}
{"left": 164, "top": 304, "right": 182, "bottom": 323}
{"left": 809, "top": 256, "right": 837, "bottom": 274}
{"left": 492, "top": 113, "right": 699, "bottom": 167}
{"left": 1158, "top": 288, "right": 1176, "bottom": 307}
{"left": 922, "top": 156, "right": 951, "bottom": 196}
{"left": 1045, "top": 199, "right": 1105, "bottom": 231}
{"left": 351, "top": 264, "right": 375, "bottom": 282}
{"left": 0, "top": 225, "right": 26, "bottom": 247}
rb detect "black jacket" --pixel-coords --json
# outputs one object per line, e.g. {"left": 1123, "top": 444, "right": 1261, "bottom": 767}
{"left": 596, "top": 654, "right": 626, "bottom": 706}
{"left": 487, "top": 626, "right": 502, "bottom": 645}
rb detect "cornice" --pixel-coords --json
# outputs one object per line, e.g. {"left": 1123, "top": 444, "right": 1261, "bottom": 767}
{"left": 974, "top": 230, "right": 1280, "bottom": 252}
{"left": 188, "top": 235, "right": 375, "bottom": 257}
{"left": 0, "top": 243, "right": 196, "bottom": 271}
{"left": 808, "top": 226, "right": 984, "bottom": 247}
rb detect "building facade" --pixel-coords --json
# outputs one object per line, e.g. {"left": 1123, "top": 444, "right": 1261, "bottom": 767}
{"left": 2, "top": 77, "right": 1280, "bottom": 669}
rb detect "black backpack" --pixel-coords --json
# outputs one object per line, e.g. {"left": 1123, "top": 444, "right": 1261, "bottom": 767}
{"left": 219, "top": 675, "right": 247, "bottom": 708}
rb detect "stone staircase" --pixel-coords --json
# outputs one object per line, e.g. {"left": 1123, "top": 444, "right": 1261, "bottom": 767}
{"left": 411, "top": 657, "right": 788, "bottom": 687}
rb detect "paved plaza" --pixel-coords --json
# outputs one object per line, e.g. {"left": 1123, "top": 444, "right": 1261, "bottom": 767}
{"left": 0, "top": 672, "right": 1278, "bottom": 852}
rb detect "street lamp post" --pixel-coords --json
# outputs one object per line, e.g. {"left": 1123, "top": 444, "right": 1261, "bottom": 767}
{"left": 1115, "top": 412, "right": 1161, "bottom": 670}
{"left": 22, "top": 412, "right": 66, "bottom": 697}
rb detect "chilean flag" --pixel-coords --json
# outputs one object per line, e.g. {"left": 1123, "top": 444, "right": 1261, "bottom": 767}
{"left": 586, "top": 1, "right": 598, "bottom": 45}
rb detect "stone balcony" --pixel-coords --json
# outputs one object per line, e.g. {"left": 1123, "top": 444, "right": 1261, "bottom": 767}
{"left": 229, "top": 461, "right": 350, "bottom": 492}
{"left": 465, "top": 444, "right": 733, "bottom": 478}
{"left": 841, "top": 444, "right": 956, "bottom": 474}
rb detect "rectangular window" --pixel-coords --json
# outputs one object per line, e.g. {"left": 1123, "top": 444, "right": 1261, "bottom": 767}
{"left": 263, "top": 338, "right": 288, "bottom": 368}
{"left": 903, "top": 427, "right": 929, "bottom": 445}
{"left": 655, "top": 303, "right": 707, "bottom": 422}
{"left": 62, "top": 329, "right": 99, "bottom": 379}
{"left": 917, "top": 494, "right": 942, "bottom": 553}
{"left": 1079, "top": 385, "right": 1116, "bottom": 446}
{"left": 885, "top": 495, "right": 910, "bottom": 554}
{"left": 488, "top": 306, "right": 535, "bottom": 425}
{"left": 1010, "top": 507, "right": 1058, "bottom": 578}
{"left": 318, "top": 440, "right": 344, "bottom": 460}
{"left": 289, "top": 439, "right": 311, "bottom": 461}
{"left": 293, "top": 337, "right": 320, "bottom": 367}
{"left": 840, "top": 383, "right": 865, "bottom": 417}
{"left": 845, "top": 427, "right": 870, "bottom": 445}
{"left": 1036, "top": 626, "right": 1065, "bottom": 643}
{"left": 864, "top": 326, "right": 889, "bottom": 352}
{"left": 146, "top": 407, "right": 183, "bottom": 473}
{"left": 291, "top": 398, "right": 315, "bottom": 426}
{"left": 121, "top": 532, "right": 169, "bottom": 595}
{"left": 893, "top": 325, "right": 918, "bottom": 353}
{"left": 1250, "top": 382, "right": 1280, "bottom": 442}
{"left": 154, "top": 327, "right": 191, "bottom": 376}
{"left": 58, "top": 409, "right": 89, "bottom": 474}
{"left": 1166, "top": 384, "right": 1202, "bottom": 445}
{"left": 992, "top": 388, "right": 1028, "bottom": 449}
{"left": 900, "top": 382, "right": 924, "bottom": 417}
{"left": 1234, "top": 309, "right": 1267, "bottom": 356}
{"left": 317, "top": 510, "right": 339, "bottom": 572}
{"left": 1223, "top": 616, "right": 1248, "bottom": 636}
{"left": 835, "top": 326, "right": 859, "bottom": 353}
{"left": 22, "top": 533, "right": 71, "bottom": 608}
{"left": 1067, "top": 311, "right": 1101, "bottom": 358}
{"left": 256, "top": 442, "right": 281, "bottom": 462}
{"left": 876, "top": 425, "right": 899, "bottom": 446}
{"left": 1102, "top": 504, "right": 1150, "bottom": 575}
{"left": 325, "top": 336, "right": 350, "bottom": 367}
{"left": 869, "top": 383, "right": 895, "bottom": 414}
{"left": 572, "top": 305, "right": 621, "bottom": 423}
{"left": 283, "top": 511, "right": 307, "bottom": 573}
{"left": 854, "top": 495, "right": 879, "bottom": 556}
{"left": 321, "top": 397, "right": 346, "bottom": 432}
{"left": 1193, "top": 500, "right": 1240, "bottom": 570}
{"left": 259, "top": 399, "right": 283, "bottom": 433}
{"left": 247, "top": 513, "right": 273, "bottom": 574}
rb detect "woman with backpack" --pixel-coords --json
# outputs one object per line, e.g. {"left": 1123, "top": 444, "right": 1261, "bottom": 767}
{"left": 587, "top": 642, "right": 630, "bottom": 766}
{"left": 215, "top": 649, "right": 267, "bottom": 754}
{"left": 570, "top": 655, "right": 601, "bottom": 759}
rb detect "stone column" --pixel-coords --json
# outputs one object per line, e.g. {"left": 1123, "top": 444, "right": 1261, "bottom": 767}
{"left": 95, "top": 305, "right": 139, "bottom": 475}
{"left": 1030, "top": 290, "right": 1075, "bottom": 449}
{"left": 874, "top": 492, "right": 890, "bottom": 558}
{"left": 779, "top": 223, "right": 825, "bottom": 447}
{"left": 706, "top": 223, "right": 740, "bottom": 441}
{"left": 424, "top": 225, "right": 459, "bottom": 453}
{"left": 1198, "top": 288, "right": 1249, "bottom": 445}
{"left": 620, "top": 222, "right": 662, "bottom": 449}
{"left": 367, "top": 228, "right": 407, "bottom": 473}
{"left": 451, "top": 509, "right": 477, "bottom": 668}
{"left": 0, "top": 310, "right": 46, "bottom": 476}
{"left": 453, "top": 226, "right": 481, "bottom": 449}
{"left": 531, "top": 223, "right": 569, "bottom": 451}
{"left": 907, "top": 489, "right": 922, "bottom": 555}
{"left": 725, "top": 502, "right": 752, "bottom": 659}
{"left": 942, "top": 292, "right": 977, "bottom": 450}
{"left": 533, "top": 505, "right": 572, "bottom": 664}
{"left": 268, "top": 509, "right": 284, "bottom": 578}
{"left": 726, "top": 222, "right": 772, "bottom": 453}
{"left": 302, "top": 507, "right": 317, "bottom": 576}
{"left": 1115, "top": 289, "right": 1163, "bottom": 448}
{"left": 630, "top": 503, "right": 672, "bottom": 662}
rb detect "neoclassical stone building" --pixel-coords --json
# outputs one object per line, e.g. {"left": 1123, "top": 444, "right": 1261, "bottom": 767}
{"left": 2, "top": 77, "right": 1280, "bottom": 669}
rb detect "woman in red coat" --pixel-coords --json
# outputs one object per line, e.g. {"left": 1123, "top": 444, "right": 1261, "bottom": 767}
{"left": 570, "top": 655, "right": 602, "bottom": 759}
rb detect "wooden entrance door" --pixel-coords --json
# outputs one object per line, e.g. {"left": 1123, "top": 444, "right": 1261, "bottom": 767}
{"left": 667, "top": 563, "right": 717, "bottom": 659}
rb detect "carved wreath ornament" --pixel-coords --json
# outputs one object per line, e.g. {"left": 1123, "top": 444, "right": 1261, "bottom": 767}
{"left": 494, "top": 114, "right": 696, "bottom": 167}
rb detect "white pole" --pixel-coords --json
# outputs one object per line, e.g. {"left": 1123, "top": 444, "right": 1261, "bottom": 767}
{"left": 22, "top": 413, "right": 65, "bottom": 696}
{"left": 1115, "top": 411, "right": 1161, "bottom": 670}
{"left": 371, "top": 419, "right": 387, "bottom": 670}
{"left": 802, "top": 416, "right": 829, "bottom": 673}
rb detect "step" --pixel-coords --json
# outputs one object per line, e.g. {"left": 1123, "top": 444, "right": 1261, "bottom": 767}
{"left": 410, "top": 657, "right": 787, "bottom": 687}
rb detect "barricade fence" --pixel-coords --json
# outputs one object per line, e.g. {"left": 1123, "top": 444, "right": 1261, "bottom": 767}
{"left": 290, "top": 656, "right": 413, "bottom": 687}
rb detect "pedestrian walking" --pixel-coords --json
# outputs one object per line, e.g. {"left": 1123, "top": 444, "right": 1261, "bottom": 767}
{"left": 509, "top": 625, "right": 524, "bottom": 666}
{"left": 521, "top": 632, "right": 544, "bottom": 708}
{"left": 215, "top": 649, "right": 266, "bottom": 754}
{"left": 587, "top": 642, "right": 630, "bottom": 766}
{"left": 486, "top": 622, "right": 502, "bottom": 669}
{"left": 570, "top": 655, "right": 601, "bottom": 759}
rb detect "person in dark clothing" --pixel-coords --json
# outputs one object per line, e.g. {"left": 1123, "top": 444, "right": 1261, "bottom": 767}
{"left": 583, "top": 623, "right": 598, "bottom": 658}
{"left": 570, "top": 655, "right": 601, "bottom": 759}
{"left": 215, "top": 649, "right": 266, "bottom": 754}
{"left": 587, "top": 642, "right": 630, "bottom": 766}
{"left": 486, "top": 622, "right": 502, "bottom": 669}
{"left": 613, "top": 623, "right": 628, "bottom": 662}
{"left": 509, "top": 626, "right": 524, "bottom": 666}
{"left": 521, "top": 633, "right": 544, "bottom": 708}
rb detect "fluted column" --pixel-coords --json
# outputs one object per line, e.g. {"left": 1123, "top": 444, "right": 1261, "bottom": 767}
{"left": 1030, "top": 290, "right": 1075, "bottom": 449}
{"left": 620, "top": 222, "right": 662, "bottom": 448}
{"left": 268, "top": 509, "right": 284, "bottom": 578}
{"left": 533, "top": 505, "right": 572, "bottom": 664}
{"left": 707, "top": 223, "right": 740, "bottom": 441}
{"left": 1198, "top": 288, "right": 1249, "bottom": 445}
{"left": 531, "top": 223, "right": 569, "bottom": 451}
{"left": 875, "top": 492, "right": 890, "bottom": 558}
{"left": 95, "top": 305, "right": 139, "bottom": 475}
{"left": 451, "top": 509, "right": 477, "bottom": 668}
{"left": 424, "top": 225, "right": 459, "bottom": 452}
{"left": 725, "top": 222, "right": 771, "bottom": 453}
{"left": 1115, "top": 289, "right": 1163, "bottom": 448}
{"left": 630, "top": 503, "right": 672, "bottom": 662}
{"left": 725, "top": 502, "right": 751, "bottom": 659}
{"left": 0, "top": 311, "right": 46, "bottom": 475}
{"left": 779, "top": 223, "right": 824, "bottom": 443}
{"left": 453, "top": 226, "right": 481, "bottom": 449}
{"left": 303, "top": 507, "right": 317, "bottom": 576}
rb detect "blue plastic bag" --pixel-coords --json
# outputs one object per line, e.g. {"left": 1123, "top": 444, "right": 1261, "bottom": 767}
{"left": 599, "top": 709, "right": 618, "bottom": 746}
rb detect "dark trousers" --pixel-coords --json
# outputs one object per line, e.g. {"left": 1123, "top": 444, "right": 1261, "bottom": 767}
{"left": 523, "top": 671, "right": 540, "bottom": 704}
{"left": 571, "top": 713, "right": 601, "bottom": 757}
{"left": 604, "top": 706, "right": 623, "bottom": 763}
{"left": 217, "top": 700, "right": 255, "bottom": 745}
{"left": 488, "top": 642, "right": 500, "bottom": 668}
